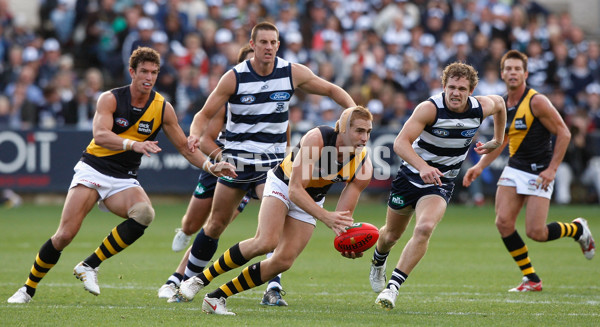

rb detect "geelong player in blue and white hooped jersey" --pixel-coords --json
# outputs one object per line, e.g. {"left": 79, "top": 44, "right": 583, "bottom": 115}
{"left": 368, "top": 62, "right": 507, "bottom": 311}
{"left": 181, "top": 22, "right": 356, "bottom": 301}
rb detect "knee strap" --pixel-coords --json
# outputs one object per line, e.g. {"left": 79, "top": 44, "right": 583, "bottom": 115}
{"left": 128, "top": 202, "right": 155, "bottom": 226}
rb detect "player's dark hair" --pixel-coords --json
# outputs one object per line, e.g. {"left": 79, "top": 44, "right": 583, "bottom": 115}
{"left": 500, "top": 49, "right": 528, "bottom": 72}
{"left": 129, "top": 47, "right": 161, "bottom": 71}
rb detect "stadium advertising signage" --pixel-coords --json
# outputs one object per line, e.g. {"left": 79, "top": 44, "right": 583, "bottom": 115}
{"left": 0, "top": 130, "right": 508, "bottom": 194}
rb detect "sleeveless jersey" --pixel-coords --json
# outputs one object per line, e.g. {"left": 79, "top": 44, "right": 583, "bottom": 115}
{"left": 224, "top": 57, "right": 293, "bottom": 166}
{"left": 273, "top": 126, "right": 367, "bottom": 201}
{"left": 82, "top": 86, "right": 165, "bottom": 178}
{"left": 400, "top": 92, "right": 483, "bottom": 186}
{"left": 504, "top": 87, "right": 552, "bottom": 174}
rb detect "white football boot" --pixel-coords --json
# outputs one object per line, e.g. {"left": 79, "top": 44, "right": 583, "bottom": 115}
{"left": 172, "top": 228, "right": 192, "bottom": 252}
{"left": 202, "top": 295, "right": 236, "bottom": 315}
{"left": 7, "top": 287, "right": 31, "bottom": 303}
{"left": 179, "top": 276, "right": 204, "bottom": 300}
{"left": 157, "top": 283, "right": 177, "bottom": 299}
{"left": 573, "top": 218, "right": 595, "bottom": 260}
{"left": 375, "top": 288, "right": 399, "bottom": 310}
{"left": 73, "top": 261, "right": 100, "bottom": 295}
{"left": 369, "top": 261, "right": 387, "bottom": 293}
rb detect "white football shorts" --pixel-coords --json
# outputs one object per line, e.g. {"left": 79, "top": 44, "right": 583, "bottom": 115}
{"left": 70, "top": 161, "right": 143, "bottom": 211}
{"left": 262, "top": 170, "right": 324, "bottom": 226}
{"left": 497, "top": 166, "right": 553, "bottom": 199}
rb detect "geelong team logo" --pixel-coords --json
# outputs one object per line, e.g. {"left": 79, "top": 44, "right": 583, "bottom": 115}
{"left": 115, "top": 118, "right": 129, "bottom": 127}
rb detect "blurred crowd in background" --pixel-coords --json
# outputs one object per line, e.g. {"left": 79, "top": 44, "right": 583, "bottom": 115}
{"left": 0, "top": 0, "right": 598, "bottom": 204}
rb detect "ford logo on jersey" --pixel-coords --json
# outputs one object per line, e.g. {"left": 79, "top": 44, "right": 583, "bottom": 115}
{"left": 431, "top": 128, "right": 449, "bottom": 137}
{"left": 240, "top": 95, "right": 256, "bottom": 104}
{"left": 270, "top": 92, "right": 291, "bottom": 101}
{"left": 115, "top": 118, "right": 129, "bottom": 127}
{"left": 461, "top": 129, "right": 478, "bottom": 137}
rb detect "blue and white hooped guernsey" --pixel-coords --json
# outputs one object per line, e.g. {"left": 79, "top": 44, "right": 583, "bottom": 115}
{"left": 400, "top": 92, "right": 483, "bottom": 187}
{"left": 224, "top": 57, "right": 293, "bottom": 165}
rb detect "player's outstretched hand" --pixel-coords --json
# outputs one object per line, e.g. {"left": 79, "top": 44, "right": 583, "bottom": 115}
{"left": 473, "top": 140, "right": 501, "bottom": 155}
{"left": 462, "top": 165, "right": 482, "bottom": 187}
{"left": 209, "top": 161, "right": 237, "bottom": 178}
{"left": 132, "top": 140, "right": 161, "bottom": 157}
{"left": 321, "top": 210, "right": 353, "bottom": 236}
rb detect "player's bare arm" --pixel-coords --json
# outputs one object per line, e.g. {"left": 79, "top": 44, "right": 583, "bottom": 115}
{"left": 531, "top": 94, "right": 571, "bottom": 190}
{"left": 288, "top": 129, "right": 353, "bottom": 236}
{"left": 474, "top": 95, "right": 506, "bottom": 154}
{"left": 92, "top": 91, "right": 161, "bottom": 156}
{"left": 198, "top": 106, "right": 227, "bottom": 161}
{"left": 337, "top": 157, "right": 373, "bottom": 259}
{"left": 162, "top": 102, "right": 236, "bottom": 178}
{"left": 188, "top": 70, "right": 237, "bottom": 151}
{"left": 394, "top": 101, "right": 443, "bottom": 186}
{"left": 291, "top": 63, "right": 356, "bottom": 108}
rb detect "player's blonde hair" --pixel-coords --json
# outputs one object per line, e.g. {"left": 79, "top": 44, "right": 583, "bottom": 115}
{"left": 335, "top": 106, "right": 373, "bottom": 133}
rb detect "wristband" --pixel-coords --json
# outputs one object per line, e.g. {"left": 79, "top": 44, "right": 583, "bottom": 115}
{"left": 129, "top": 141, "right": 136, "bottom": 151}
{"left": 202, "top": 160, "right": 212, "bottom": 172}
{"left": 122, "top": 138, "right": 129, "bottom": 150}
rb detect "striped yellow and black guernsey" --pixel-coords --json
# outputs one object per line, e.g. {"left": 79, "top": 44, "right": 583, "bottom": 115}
{"left": 81, "top": 85, "right": 165, "bottom": 179}
{"left": 504, "top": 87, "right": 552, "bottom": 174}
{"left": 273, "top": 125, "right": 368, "bottom": 202}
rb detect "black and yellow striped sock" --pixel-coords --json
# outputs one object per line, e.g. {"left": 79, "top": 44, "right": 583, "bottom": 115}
{"left": 24, "top": 239, "right": 62, "bottom": 297}
{"left": 84, "top": 219, "right": 147, "bottom": 268}
{"left": 546, "top": 221, "right": 582, "bottom": 241}
{"left": 199, "top": 243, "right": 248, "bottom": 286}
{"left": 207, "top": 262, "right": 263, "bottom": 299}
{"left": 502, "top": 231, "right": 540, "bottom": 282}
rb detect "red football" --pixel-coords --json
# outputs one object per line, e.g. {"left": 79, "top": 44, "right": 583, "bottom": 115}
{"left": 334, "top": 222, "right": 379, "bottom": 253}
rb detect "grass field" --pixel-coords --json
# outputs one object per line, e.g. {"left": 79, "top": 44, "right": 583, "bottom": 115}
{"left": 1, "top": 199, "right": 598, "bottom": 326}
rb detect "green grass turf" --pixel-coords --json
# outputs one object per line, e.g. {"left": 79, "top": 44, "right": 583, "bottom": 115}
{"left": 1, "top": 199, "right": 599, "bottom": 326}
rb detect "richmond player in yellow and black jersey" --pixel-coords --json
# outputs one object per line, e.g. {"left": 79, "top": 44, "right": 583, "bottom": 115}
{"left": 176, "top": 106, "right": 373, "bottom": 315}
{"left": 7, "top": 47, "right": 236, "bottom": 304}
{"left": 463, "top": 50, "right": 595, "bottom": 293}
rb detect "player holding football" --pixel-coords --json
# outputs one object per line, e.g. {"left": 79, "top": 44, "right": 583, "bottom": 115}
{"left": 463, "top": 50, "right": 595, "bottom": 292}
{"left": 178, "top": 106, "right": 374, "bottom": 315}
{"left": 158, "top": 44, "right": 288, "bottom": 306}
{"left": 172, "top": 21, "right": 356, "bottom": 309}
{"left": 7, "top": 47, "right": 236, "bottom": 304}
{"left": 369, "top": 62, "right": 507, "bottom": 310}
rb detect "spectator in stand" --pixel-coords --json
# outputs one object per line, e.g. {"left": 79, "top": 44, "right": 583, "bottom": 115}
{"left": 474, "top": 63, "right": 507, "bottom": 96}
{"left": 524, "top": 39, "right": 550, "bottom": 91}
{"left": 49, "top": 0, "right": 75, "bottom": 45}
{"left": 0, "top": 93, "right": 12, "bottom": 127}
{"left": 546, "top": 41, "right": 572, "bottom": 91}
{"left": 0, "top": 45, "right": 24, "bottom": 92}
{"left": 584, "top": 83, "right": 600, "bottom": 130}
{"left": 587, "top": 41, "right": 600, "bottom": 82}
{"left": 38, "top": 84, "right": 66, "bottom": 129}
{"left": 281, "top": 31, "right": 309, "bottom": 65}
{"left": 37, "top": 38, "right": 62, "bottom": 89}
{"left": 312, "top": 29, "right": 347, "bottom": 85}
{"left": 555, "top": 111, "right": 600, "bottom": 204}
{"left": 567, "top": 53, "right": 594, "bottom": 103}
